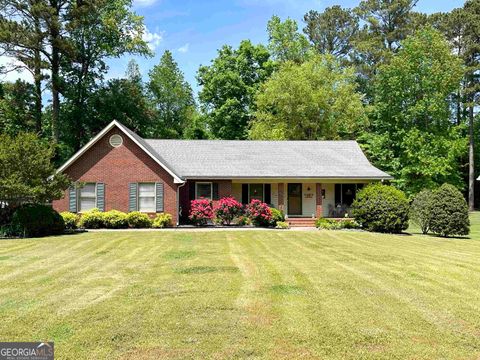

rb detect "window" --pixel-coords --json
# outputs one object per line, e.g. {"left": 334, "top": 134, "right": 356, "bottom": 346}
{"left": 249, "top": 184, "right": 264, "bottom": 202}
{"left": 196, "top": 182, "right": 212, "bottom": 199}
{"left": 334, "top": 184, "right": 364, "bottom": 207}
{"left": 79, "top": 183, "right": 96, "bottom": 212}
{"left": 138, "top": 183, "right": 156, "bottom": 212}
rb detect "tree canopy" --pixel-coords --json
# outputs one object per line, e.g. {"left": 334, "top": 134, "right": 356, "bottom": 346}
{"left": 197, "top": 40, "right": 275, "bottom": 139}
{"left": 0, "top": 132, "right": 70, "bottom": 205}
{"left": 250, "top": 55, "right": 368, "bottom": 140}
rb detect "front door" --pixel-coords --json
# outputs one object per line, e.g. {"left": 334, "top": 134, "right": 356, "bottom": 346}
{"left": 288, "top": 183, "right": 302, "bottom": 215}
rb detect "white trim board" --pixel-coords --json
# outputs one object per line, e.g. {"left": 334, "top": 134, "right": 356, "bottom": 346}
{"left": 56, "top": 120, "right": 184, "bottom": 184}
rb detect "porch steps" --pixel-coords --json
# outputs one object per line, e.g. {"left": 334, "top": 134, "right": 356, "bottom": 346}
{"left": 287, "top": 217, "right": 317, "bottom": 228}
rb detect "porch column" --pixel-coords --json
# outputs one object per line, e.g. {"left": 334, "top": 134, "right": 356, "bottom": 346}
{"left": 315, "top": 183, "right": 323, "bottom": 218}
{"left": 278, "top": 183, "right": 285, "bottom": 212}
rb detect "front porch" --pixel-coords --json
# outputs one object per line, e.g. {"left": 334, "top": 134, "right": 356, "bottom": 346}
{"left": 179, "top": 179, "right": 368, "bottom": 225}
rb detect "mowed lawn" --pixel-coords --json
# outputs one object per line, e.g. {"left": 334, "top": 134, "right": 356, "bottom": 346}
{"left": 0, "top": 216, "right": 480, "bottom": 359}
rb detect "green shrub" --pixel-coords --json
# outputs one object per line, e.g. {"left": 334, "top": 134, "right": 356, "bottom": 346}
{"left": 78, "top": 208, "right": 104, "bottom": 229}
{"left": 235, "top": 216, "right": 251, "bottom": 226}
{"left": 342, "top": 219, "right": 360, "bottom": 229}
{"left": 275, "top": 221, "right": 289, "bottom": 229}
{"left": 152, "top": 213, "right": 173, "bottom": 228}
{"left": 11, "top": 204, "right": 64, "bottom": 237}
{"left": 126, "top": 211, "right": 152, "bottom": 228}
{"left": 410, "top": 189, "right": 434, "bottom": 234}
{"left": 352, "top": 184, "right": 409, "bottom": 233}
{"left": 60, "top": 212, "right": 78, "bottom": 230}
{"left": 429, "top": 184, "right": 469, "bottom": 237}
{"left": 270, "top": 207, "right": 285, "bottom": 225}
{"left": 102, "top": 210, "right": 128, "bottom": 229}
{"left": 316, "top": 218, "right": 342, "bottom": 230}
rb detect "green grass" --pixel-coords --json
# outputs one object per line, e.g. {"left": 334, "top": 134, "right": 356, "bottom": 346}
{"left": 0, "top": 216, "right": 479, "bottom": 359}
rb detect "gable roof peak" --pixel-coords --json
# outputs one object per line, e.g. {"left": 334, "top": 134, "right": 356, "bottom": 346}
{"left": 56, "top": 120, "right": 184, "bottom": 184}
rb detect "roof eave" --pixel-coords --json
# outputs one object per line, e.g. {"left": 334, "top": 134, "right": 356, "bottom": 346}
{"left": 182, "top": 175, "right": 394, "bottom": 180}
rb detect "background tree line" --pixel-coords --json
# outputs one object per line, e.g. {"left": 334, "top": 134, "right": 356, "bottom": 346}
{"left": 0, "top": 0, "right": 479, "bottom": 208}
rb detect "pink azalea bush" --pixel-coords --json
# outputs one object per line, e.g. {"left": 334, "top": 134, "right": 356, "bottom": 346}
{"left": 245, "top": 199, "right": 273, "bottom": 227}
{"left": 214, "top": 197, "right": 243, "bottom": 225}
{"left": 189, "top": 198, "right": 213, "bottom": 226}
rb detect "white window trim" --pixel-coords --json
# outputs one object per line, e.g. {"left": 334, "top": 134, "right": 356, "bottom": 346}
{"left": 78, "top": 182, "right": 97, "bottom": 213}
{"left": 195, "top": 182, "right": 213, "bottom": 200}
{"left": 248, "top": 183, "right": 265, "bottom": 203}
{"left": 138, "top": 182, "right": 156, "bottom": 213}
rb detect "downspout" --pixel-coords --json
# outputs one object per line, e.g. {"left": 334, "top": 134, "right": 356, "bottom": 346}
{"left": 176, "top": 181, "right": 187, "bottom": 226}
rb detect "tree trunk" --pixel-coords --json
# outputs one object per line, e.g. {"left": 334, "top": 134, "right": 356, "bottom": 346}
{"left": 49, "top": 0, "right": 61, "bottom": 142}
{"left": 468, "top": 102, "right": 475, "bottom": 211}
{"left": 33, "top": 47, "right": 42, "bottom": 133}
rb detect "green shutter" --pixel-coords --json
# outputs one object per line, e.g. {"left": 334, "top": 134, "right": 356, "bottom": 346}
{"left": 189, "top": 181, "right": 195, "bottom": 201}
{"left": 129, "top": 183, "right": 138, "bottom": 212}
{"left": 156, "top": 182, "right": 164, "bottom": 212}
{"left": 69, "top": 185, "right": 77, "bottom": 213}
{"left": 96, "top": 183, "right": 105, "bottom": 211}
{"left": 264, "top": 184, "right": 271, "bottom": 205}
{"left": 212, "top": 183, "right": 219, "bottom": 200}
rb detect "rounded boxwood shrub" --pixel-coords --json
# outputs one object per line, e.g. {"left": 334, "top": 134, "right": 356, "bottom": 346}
{"left": 11, "top": 204, "right": 64, "bottom": 237}
{"left": 102, "top": 210, "right": 128, "bottom": 229}
{"left": 429, "top": 183, "right": 469, "bottom": 237}
{"left": 214, "top": 197, "right": 243, "bottom": 225}
{"left": 152, "top": 213, "right": 173, "bottom": 228}
{"left": 245, "top": 199, "right": 273, "bottom": 227}
{"left": 352, "top": 184, "right": 409, "bottom": 233}
{"left": 410, "top": 189, "right": 434, "bottom": 234}
{"left": 126, "top": 211, "right": 152, "bottom": 228}
{"left": 78, "top": 208, "right": 104, "bottom": 229}
{"left": 60, "top": 211, "right": 79, "bottom": 230}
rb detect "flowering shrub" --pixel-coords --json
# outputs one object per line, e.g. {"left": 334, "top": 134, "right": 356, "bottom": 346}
{"left": 189, "top": 199, "right": 214, "bottom": 226}
{"left": 214, "top": 197, "right": 243, "bottom": 225}
{"left": 245, "top": 199, "right": 273, "bottom": 227}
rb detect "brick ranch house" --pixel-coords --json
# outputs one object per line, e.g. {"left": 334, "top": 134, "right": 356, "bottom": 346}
{"left": 52, "top": 120, "right": 392, "bottom": 226}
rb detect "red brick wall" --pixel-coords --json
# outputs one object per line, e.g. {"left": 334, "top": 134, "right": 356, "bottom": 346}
{"left": 316, "top": 183, "right": 323, "bottom": 218}
{"left": 278, "top": 183, "right": 285, "bottom": 212}
{"left": 52, "top": 127, "right": 179, "bottom": 224}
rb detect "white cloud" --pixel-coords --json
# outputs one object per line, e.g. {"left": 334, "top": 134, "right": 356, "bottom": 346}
{"left": 177, "top": 43, "right": 189, "bottom": 53}
{"left": 0, "top": 56, "right": 33, "bottom": 83}
{"left": 134, "top": 0, "right": 158, "bottom": 7}
{"left": 142, "top": 27, "right": 163, "bottom": 51}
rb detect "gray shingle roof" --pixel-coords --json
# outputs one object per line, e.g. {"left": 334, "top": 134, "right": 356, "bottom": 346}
{"left": 144, "top": 139, "right": 392, "bottom": 180}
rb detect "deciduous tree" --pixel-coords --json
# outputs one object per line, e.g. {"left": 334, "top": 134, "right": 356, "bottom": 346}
{"left": 250, "top": 55, "right": 368, "bottom": 140}
{"left": 197, "top": 40, "right": 274, "bottom": 139}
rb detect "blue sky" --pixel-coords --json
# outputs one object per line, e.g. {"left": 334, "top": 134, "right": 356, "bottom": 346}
{"left": 120, "top": 0, "right": 465, "bottom": 94}
{"left": 0, "top": 0, "right": 466, "bottom": 94}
